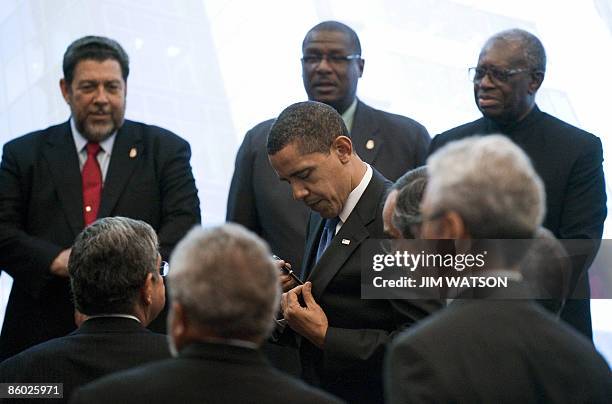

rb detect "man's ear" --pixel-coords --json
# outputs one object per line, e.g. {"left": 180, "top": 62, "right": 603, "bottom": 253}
{"left": 357, "top": 58, "right": 364, "bottom": 78}
{"left": 442, "top": 211, "right": 470, "bottom": 239}
{"left": 59, "top": 78, "right": 71, "bottom": 104}
{"left": 528, "top": 71, "right": 544, "bottom": 95}
{"left": 332, "top": 136, "right": 353, "bottom": 163}
{"left": 169, "top": 301, "right": 188, "bottom": 351}
{"left": 141, "top": 272, "right": 155, "bottom": 306}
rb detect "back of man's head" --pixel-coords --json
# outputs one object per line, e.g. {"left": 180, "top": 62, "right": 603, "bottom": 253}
{"left": 520, "top": 227, "right": 571, "bottom": 314}
{"left": 267, "top": 101, "right": 349, "bottom": 156}
{"left": 69, "top": 217, "right": 159, "bottom": 316}
{"left": 168, "top": 224, "right": 280, "bottom": 345}
{"left": 391, "top": 166, "right": 428, "bottom": 239}
{"left": 63, "top": 35, "right": 130, "bottom": 84}
{"left": 426, "top": 135, "right": 545, "bottom": 239}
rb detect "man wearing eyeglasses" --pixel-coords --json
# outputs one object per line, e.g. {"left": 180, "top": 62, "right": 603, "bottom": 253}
{"left": 0, "top": 217, "right": 170, "bottom": 401}
{"left": 227, "top": 20, "right": 430, "bottom": 291}
{"left": 428, "top": 29, "right": 606, "bottom": 339}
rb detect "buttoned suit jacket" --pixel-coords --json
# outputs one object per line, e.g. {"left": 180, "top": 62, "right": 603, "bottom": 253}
{"left": 69, "top": 342, "right": 343, "bottom": 404}
{"left": 227, "top": 100, "right": 430, "bottom": 271}
{"left": 428, "top": 106, "right": 607, "bottom": 337}
{"left": 0, "top": 120, "right": 201, "bottom": 359}
{"left": 297, "top": 169, "right": 441, "bottom": 404}
{"left": 0, "top": 317, "right": 171, "bottom": 404}
{"left": 385, "top": 295, "right": 612, "bottom": 404}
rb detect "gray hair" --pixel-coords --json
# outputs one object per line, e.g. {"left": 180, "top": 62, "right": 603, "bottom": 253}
{"left": 267, "top": 101, "right": 349, "bottom": 156}
{"left": 168, "top": 224, "right": 280, "bottom": 341}
{"left": 69, "top": 217, "right": 159, "bottom": 315}
{"left": 391, "top": 166, "right": 428, "bottom": 238}
{"left": 63, "top": 36, "right": 130, "bottom": 84}
{"left": 426, "top": 135, "right": 545, "bottom": 238}
{"left": 484, "top": 28, "right": 546, "bottom": 73}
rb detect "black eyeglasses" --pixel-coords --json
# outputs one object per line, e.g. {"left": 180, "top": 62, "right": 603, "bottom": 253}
{"left": 468, "top": 66, "right": 533, "bottom": 83}
{"left": 301, "top": 54, "right": 361, "bottom": 67}
{"left": 159, "top": 261, "right": 169, "bottom": 277}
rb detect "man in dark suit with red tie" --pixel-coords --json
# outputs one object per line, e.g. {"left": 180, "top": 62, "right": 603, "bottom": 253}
{"left": 0, "top": 36, "right": 200, "bottom": 360}
{"left": 267, "top": 101, "right": 440, "bottom": 403}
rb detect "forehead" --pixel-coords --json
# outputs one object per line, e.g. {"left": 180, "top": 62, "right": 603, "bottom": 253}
{"left": 72, "top": 59, "right": 124, "bottom": 81}
{"left": 478, "top": 39, "right": 526, "bottom": 67}
{"left": 303, "top": 30, "right": 354, "bottom": 53}
{"left": 269, "top": 142, "right": 327, "bottom": 178}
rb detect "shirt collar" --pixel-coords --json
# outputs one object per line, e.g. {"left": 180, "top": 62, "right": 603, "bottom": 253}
{"left": 338, "top": 162, "right": 372, "bottom": 224}
{"left": 341, "top": 98, "right": 358, "bottom": 132}
{"left": 70, "top": 117, "right": 117, "bottom": 154}
{"left": 484, "top": 104, "right": 542, "bottom": 134}
{"left": 85, "top": 313, "right": 141, "bottom": 323}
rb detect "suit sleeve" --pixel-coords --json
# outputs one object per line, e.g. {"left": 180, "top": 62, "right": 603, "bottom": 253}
{"left": 323, "top": 299, "right": 442, "bottom": 373}
{"left": 558, "top": 136, "right": 607, "bottom": 240}
{"left": 226, "top": 129, "right": 261, "bottom": 233}
{"left": 0, "top": 143, "right": 62, "bottom": 296}
{"left": 156, "top": 138, "right": 201, "bottom": 259}
{"left": 384, "top": 336, "right": 446, "bottom": 404}
{"left": 411, "top": 123, "right": 431, "bottom": 168}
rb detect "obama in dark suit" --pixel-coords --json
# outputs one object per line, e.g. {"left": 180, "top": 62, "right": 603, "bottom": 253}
{"left": 268, "top": 102, "right": 440, "bottom": 403}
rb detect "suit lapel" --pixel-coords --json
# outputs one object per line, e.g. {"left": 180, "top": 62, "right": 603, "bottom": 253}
{"left": 302, "top": 214, "right": 324, "bottom": 278}
{"left": 42, "top": 121, "right": 84, "bottom": 237}
{"left": 307, "top": 170, "right": 387, "bottom": 300}
{"left": 351, "top": 101, "right": 384, "bottom": 165}
{"left": 98, "top": 121, "right": 142, "bottom": 217}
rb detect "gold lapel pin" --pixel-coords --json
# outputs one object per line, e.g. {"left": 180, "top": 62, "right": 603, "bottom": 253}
{"left": 129, "top": 148, "right": 137, "bottom": 158}
{"left": 366, "top": 139, "right": 375, "bottom": 150}
{"left": 342, "top": 239, "right": 351, "bottom": 245}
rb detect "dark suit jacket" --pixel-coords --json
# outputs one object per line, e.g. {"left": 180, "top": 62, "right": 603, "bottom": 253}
{"left": 0, "top": 120, "right": 201, "bottom": 359}
{"left": 429, "top": 106, "right": 607, "bottom": 337}
{"left": 227, "top": 100, "right": 430, "bottom": 271}
{"left": 0, "top": 317, "right": 171, "bottom": 404}
{"left": 297, "top": 169, "right": 441, "bottom": 404}
{"left": 385, "top": 295, "right": 612, "bottom": 404}
{"left": 70, "top": 342, "right": 344, "bottom": 404}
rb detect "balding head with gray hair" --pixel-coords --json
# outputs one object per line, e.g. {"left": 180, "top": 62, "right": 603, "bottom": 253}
{"left": 425, "top": 135, "right": 545, "bottom": 238}
{"left": 168, "top": 224, "right": 280, "bottom": 343}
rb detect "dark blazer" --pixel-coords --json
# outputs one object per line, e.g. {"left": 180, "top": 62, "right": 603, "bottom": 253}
{"left": 227, "top": 100, "right": 430, "bottom": 271}
{"left": 429, "top": 106, "right": 607, "bottom": 337}
{"left": 70, "top": 342, "right": 344, "bottom": 404}
{"left": 0, "top": 120, "right": 201, "bottom": 359}
{"left": 385, "top": 295, "right": 612, "bottom": 404}
{"left": 0, "top": 317, "right": 171, "bottom": 404}
{"left": 297, "top": 169, "right": 441, "bottom": 404}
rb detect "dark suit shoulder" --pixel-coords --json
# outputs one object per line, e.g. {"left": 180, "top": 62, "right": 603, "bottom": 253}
{"left": 537, "top": 112, "right": 602, "bottom": 148}
{"left": 3, "top": 121, "right": 68, "bottom": 149}
{"left": 240, "top": 118, "right": 276, "bottom": 152}
{"left": 71, "top": 355, "right": 343, "bottom": 404}
{"left": 430, "top": 117, "right": 486, "bottom": 154}
{"left": 373, "top": 106, "right": 427, "bottom": 132}
{"left": 121, "top": 120, "right": 189, "bottom": 146}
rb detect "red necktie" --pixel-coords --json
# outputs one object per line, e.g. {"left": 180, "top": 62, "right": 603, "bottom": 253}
{"left": 82, "top": 142, "right": 102, "bottom": 226}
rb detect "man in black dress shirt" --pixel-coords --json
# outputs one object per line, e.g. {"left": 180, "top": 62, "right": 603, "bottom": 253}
{"left": 429, "top": 29, "right": 606, "bottom": 338}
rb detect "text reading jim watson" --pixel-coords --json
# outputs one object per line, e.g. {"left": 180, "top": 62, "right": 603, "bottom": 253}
{"left": 370, "top": 250, "right": 511, "bottom": 289}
